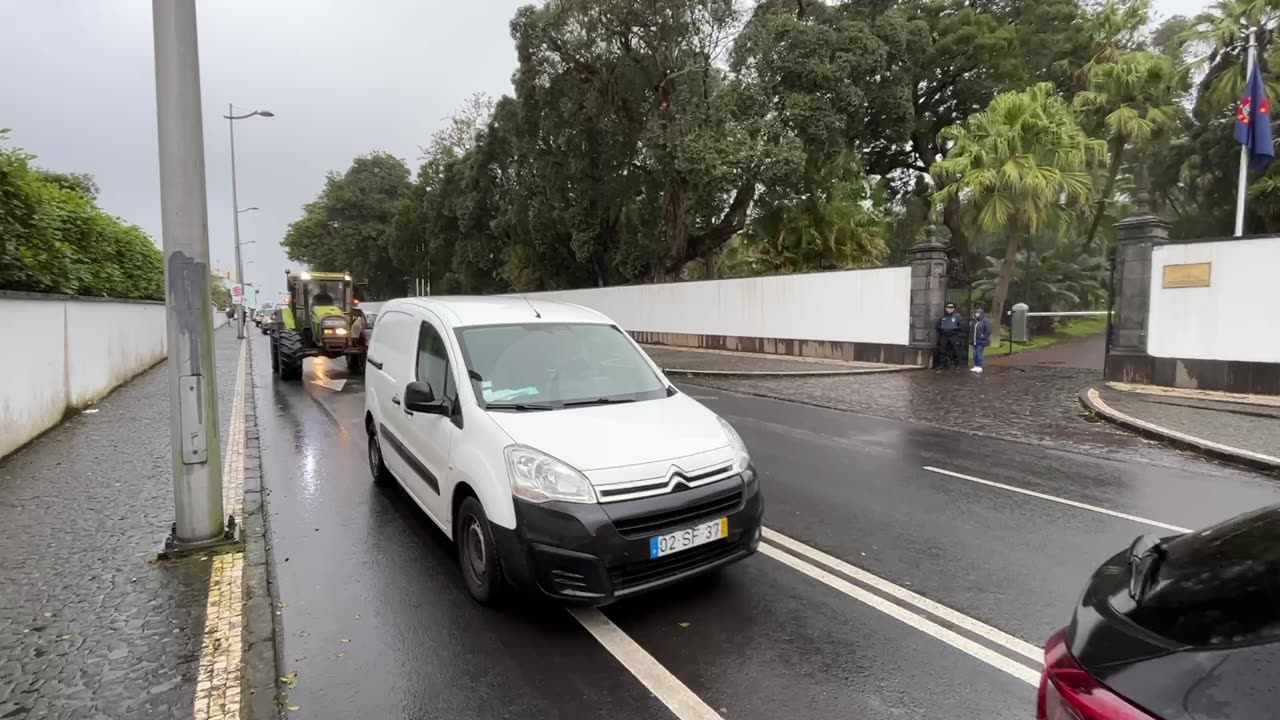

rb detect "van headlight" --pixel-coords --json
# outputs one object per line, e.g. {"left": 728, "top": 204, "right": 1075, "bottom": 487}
{"left": 504, "top": 445, "right": 597, "bottom": 504}
{"left": 717, "top": 416, "right": 750, "bottom": 473}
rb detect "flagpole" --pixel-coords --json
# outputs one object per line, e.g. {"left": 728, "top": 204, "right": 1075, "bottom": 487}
{"left": 1235, "top": 27, "right": 1258, "bottom": 237}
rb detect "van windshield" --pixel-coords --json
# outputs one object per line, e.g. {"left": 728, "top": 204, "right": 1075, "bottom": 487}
{"left": 456, "top": 323, "right": 667, "bottom": 409}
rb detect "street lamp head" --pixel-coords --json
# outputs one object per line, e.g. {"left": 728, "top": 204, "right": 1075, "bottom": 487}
{"left": 256, "top": 110, "right": 275, "bottom": 118}
{"left": 238, "top": 206, "right": 260, "bottom": 213}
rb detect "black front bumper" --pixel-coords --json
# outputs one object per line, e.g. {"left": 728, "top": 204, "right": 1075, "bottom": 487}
{"left": 491, "top": 469, "right": 763, "bottom": 605}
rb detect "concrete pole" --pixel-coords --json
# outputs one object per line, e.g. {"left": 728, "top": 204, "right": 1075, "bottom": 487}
{"left": 153, "top": 0, "right": 225, "bottom": 547}
{"left": 230, "top": 103, "right": 246, "bottom": 339}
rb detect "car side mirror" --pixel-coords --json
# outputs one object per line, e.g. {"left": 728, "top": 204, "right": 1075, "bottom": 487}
{"left": 403, "top": 381, "right": 447, "bottom": 415}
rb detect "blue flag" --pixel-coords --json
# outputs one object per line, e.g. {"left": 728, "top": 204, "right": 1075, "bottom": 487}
{"left": 1234, "top": 62, "right": 1275, "bottom": 172}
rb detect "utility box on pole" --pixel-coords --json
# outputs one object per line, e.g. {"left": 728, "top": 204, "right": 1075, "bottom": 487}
{"left": 153, "top": 0, "right": 226, "bottom": 550}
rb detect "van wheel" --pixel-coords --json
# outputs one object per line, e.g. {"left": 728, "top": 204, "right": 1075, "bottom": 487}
{"left": 367, "top": 427, "right": 391, "bottom": 485}
{"left": 456, "top": 497, "right": 502, "bottom": 605}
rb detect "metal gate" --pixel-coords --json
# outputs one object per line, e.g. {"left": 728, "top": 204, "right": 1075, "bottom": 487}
{"left": 943, "top": 255, "right": 974, "bottom": 366}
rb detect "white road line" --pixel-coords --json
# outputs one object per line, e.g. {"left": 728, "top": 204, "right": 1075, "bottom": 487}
{"left": 922, "top": 466, "right": 1191, "bottom": 533}
{"left": 569, "top": 608, "right": 724, "bottom": 720}
{"left": 763, "top": 529, "right": 1043, "bottom": 664}
{"left": 760, "top": 544, "right": 1041, "bottom": 687}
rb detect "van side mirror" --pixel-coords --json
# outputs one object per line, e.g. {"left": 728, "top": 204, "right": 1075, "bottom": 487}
{"left": 404, "top": 381, "right": 447, "bottom": 415}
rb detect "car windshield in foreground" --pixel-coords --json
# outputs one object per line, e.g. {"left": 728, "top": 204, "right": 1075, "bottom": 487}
{"left": 456, "top": 323, "right": 667, "bottom": 410}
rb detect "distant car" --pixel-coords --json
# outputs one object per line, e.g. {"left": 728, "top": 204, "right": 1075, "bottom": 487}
{"left": 1038, "top": 504, "right": 1280, "bottom": 720}
{"left": 253, "top": 304, "right": 274, "bottom": 327}
{"left": 351, "top": 300, "right": 384, "bottom": 349}
{"left": 261, "top": 305, "right": 282, "bottom": 336}
{"left": 363, "top": 297, "right": 762, "bottom": 605}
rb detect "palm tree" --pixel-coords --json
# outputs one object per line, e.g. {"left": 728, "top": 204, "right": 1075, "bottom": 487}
{"left": 1180, "top": 0, "right": 1280, "bottom": 115}
{"left": 1074, "top": 51, "right": 1182, "bottom": 251}
{"left": 933, "top": 83, "right": 1106, "bottom": 325}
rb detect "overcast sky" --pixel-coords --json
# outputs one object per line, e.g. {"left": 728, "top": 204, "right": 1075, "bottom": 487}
{"left": 1, "top": 0, "right": 1210, "bottom": 300}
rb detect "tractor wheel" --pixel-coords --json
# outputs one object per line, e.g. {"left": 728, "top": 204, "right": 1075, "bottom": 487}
{"left": 276, "top": 330, "right": 305, "bottom": 381}
{"left": 347, "top": 352, "right": 366, "bottom": 377}
{"left": 270, "top": 338, "right": 280, "bottom": 374}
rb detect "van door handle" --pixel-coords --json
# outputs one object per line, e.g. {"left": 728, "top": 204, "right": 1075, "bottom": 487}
{"left": 368, "top": 357, "right": 384, "bottom": 370}
{"left": 391, "top": 395, "right": 401, "bottom": 406}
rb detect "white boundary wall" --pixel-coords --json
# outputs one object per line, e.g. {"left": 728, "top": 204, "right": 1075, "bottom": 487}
{"left": 1, "top": 294, "right": 175, "bottom": 458}
{"left": 1149, "top": 237, "right": 1280, "bottom": 363}
{"left": 529, "top": 267, "right": 911, "bottom": 346}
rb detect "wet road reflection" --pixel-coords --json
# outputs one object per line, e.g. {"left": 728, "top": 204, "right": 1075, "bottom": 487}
{"left": 248, "top": 334, "right": 1280, "bottom": 720}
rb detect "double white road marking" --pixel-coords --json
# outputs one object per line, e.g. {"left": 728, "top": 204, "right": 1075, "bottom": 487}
{"left": 577, "top": 462, "right": 1193, "bottom": 718}
{"left": 575, "top": 525, "right": 1043, "bottom": 720}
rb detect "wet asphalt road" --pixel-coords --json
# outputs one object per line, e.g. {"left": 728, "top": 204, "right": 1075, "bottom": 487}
{"left": 248, "top": 333, "right": 1280, "bottom": 720}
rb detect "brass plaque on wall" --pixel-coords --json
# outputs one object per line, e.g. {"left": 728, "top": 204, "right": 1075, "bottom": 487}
{"left": 1163, "top": 263, "right": 1212, "bottom": 289}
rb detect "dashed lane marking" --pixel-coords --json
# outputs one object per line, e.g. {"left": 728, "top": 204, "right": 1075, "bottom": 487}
{"left": 569, "top": 608, "right": 724, "bottom": 720}
{"left": 193, "top": 338, "right": 248, "bottom": 720}
{"left": 760, "top": 543, "right": 1042, "bottom": 687}
{"left": 922, "top": 466, "right": 1191, "bottom": 533}
{"left": 763, "top": 528, "right": 1043, "bottom": 664}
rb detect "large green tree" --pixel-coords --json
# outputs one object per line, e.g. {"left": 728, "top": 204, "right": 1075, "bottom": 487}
{"left": 933, "top": 82, "right": 1105, "bottom": 323}
{"left": 282, "top": 152, "right": 412, "bottom": 298}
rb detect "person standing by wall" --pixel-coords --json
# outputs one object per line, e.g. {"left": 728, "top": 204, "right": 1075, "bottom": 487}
{"left": 937, "top": 302, "right": 966, "bottom": 369}
{"left": 970, "top": 308, "right": 992, "bottom": 373}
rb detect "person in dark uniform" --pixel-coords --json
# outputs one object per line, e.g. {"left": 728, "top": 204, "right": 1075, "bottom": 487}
{"left": 937, "top": 302, "right": 966, "bottom": 369}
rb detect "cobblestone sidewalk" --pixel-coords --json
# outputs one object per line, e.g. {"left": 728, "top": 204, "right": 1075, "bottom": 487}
{"left": 684, "top": 365, "right": 1185, "bottom": 462}
{"left": 0, "top": 328, "right": 261, "bottom": 720}
{"left": 1085, "top": 384, "right": 1280, "bottom": 470}
{"left": 643, "top": 345, "right": 903, "bottom": 375}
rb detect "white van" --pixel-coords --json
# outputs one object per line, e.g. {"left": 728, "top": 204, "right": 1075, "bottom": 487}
{"left": 363, "top": 296, "right": 762, "bottom": 604}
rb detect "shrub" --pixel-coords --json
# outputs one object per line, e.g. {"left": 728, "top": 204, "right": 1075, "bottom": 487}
{"left": 0, "top": 133, "right": 163, "bottom": 300}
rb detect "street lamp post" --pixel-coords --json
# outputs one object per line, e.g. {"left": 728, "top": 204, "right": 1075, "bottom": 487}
{"left": 225, "top": 106, "right": 272, "bottom": 339}
{"left": 152, "top": 0, "right": 226, "bottom": 550}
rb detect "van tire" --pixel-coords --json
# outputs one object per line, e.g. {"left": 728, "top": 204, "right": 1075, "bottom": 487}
{"left": 347, "top": 353, "right": 366, "bottom": 376}
{"left": 367, "top": 426, "right": 392, "bottom": 486}
{"left": 456, "top": 497, "right": 503, "bottom": 605}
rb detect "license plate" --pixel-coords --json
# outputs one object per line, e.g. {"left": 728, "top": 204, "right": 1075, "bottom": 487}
{"left": 649, "top": 518, "right": 728, "bottom": 559}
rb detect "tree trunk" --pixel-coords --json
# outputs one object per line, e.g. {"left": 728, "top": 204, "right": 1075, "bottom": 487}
{"left": 988, "top": 222, "right": 1022, "bottom": 327}
{"left": 1083, "top": 137, "right": 1125, "bottom": 253}
{"left": 942, "top": 193, "right": 969, "bottom": 261}
{"left": 702, "top": 245, "right": 719, "bottom": 279}
{"left": 657, "top": 173, "right": 690, "bottom": 282}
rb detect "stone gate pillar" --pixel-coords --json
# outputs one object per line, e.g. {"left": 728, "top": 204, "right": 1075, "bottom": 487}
{"left": 1105, "top": 207, "right": 1169, "bottom": 382}
{"left": 908, "top": 220, "right": 948, "bottom": 364}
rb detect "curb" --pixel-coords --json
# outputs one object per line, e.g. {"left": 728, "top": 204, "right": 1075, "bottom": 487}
{"left": 661, "top": 365, "right": 915, "bottom": 378}
{"left": 239, "top": 343, "right": 283, "bottom": 720}
{"left": 1079, "top": 386, "right": 1280, "bottom": 473}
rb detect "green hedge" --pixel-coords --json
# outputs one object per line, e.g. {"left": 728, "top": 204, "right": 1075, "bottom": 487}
{"left": 0, "top": 134, "right": 163, "bottom": 300}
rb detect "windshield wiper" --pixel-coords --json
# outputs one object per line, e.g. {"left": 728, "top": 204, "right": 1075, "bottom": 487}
{"left": 1127, "top": 534, "right": 1165, "bottom": 604}
{"left": 485, "top": 402, "right": 556, "bottom": 412}
{"left": 562, "top": 397, "right": 637, "bottom": 407}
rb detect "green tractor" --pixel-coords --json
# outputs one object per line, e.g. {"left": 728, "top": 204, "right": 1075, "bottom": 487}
{"left": 270, "top": 270, "right": 368, "bottom": 381}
